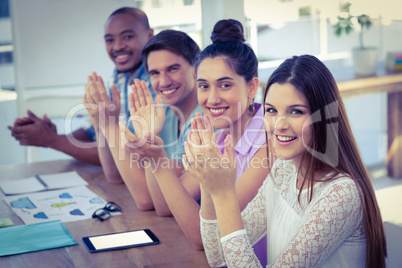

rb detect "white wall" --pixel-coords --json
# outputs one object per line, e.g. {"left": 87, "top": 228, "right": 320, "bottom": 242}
{"left": 0, "top": 91, "right": 25, "bottom": 165}
{"left": 7, "top": 0, "right": 139, "bottom": 163}
{"left": 10, "top": 0, "right": 136, "bottom": 118}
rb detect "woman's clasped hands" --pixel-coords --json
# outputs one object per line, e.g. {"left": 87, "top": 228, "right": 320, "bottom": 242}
{"left": 183, "top": 113, "right": 237, "bottom": 198}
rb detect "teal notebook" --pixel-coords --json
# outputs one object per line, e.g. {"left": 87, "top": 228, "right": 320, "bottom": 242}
{"left": 0, "top": 220, "right": 77, "bottom": 256}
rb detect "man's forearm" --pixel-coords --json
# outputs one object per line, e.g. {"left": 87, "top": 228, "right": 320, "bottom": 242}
{"left": 153, "top": 166, "right": 203, "bottom": 250}
{"left": 145, "top": 163, "right": 172, "bottom": 216}
{"left": 105, "top": 125, "right": 154, "bottom": 210}
{"left": 96, "top": 130, "right": 123, "bottom": 183}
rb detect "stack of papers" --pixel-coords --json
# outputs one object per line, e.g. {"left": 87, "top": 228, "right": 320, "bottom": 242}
{"left": 0, "top": 171, "right": 114, "bottom": 225}
{"left": 0, "top": 171, "right": 88, "bottom": 195}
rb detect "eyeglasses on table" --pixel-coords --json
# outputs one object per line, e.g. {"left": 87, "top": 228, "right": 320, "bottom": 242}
{"left": 92, "top": 201, "right": 122, "bottom": 221}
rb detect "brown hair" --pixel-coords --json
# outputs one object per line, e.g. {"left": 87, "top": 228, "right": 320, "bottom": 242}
{"left": 264, "top": 55, "right": 386, "bottom": 268}
{"left": 195, "top": 19, "right": 258, "bottom": 83}
{"left": 142, "top": 29, "right": 200, "bottom": 71}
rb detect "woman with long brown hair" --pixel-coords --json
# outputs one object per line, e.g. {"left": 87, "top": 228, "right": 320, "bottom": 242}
{"left": 184, "top": 54, "right": 386, "bottom": 267}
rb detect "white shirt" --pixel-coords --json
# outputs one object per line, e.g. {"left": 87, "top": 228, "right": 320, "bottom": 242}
{"left": 201, "top": 159, "right": 365, "bottom": 267}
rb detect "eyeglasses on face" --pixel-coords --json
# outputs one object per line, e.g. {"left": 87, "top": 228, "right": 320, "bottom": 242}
{"left": 92, "top": 201, "right": 122, "bottom": 221}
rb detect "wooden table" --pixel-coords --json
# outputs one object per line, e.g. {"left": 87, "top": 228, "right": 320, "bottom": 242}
{"left": 0, "top": 159, "right": 209, "bottom": 268}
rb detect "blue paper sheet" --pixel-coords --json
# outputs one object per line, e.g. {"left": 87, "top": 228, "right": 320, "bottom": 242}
{"left": 0, "top": 220, "right": 77, "bottom": 256}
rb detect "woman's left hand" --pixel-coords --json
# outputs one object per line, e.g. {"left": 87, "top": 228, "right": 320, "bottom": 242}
{"left": 183, "top": 113, "right": 237, "bottom": 198}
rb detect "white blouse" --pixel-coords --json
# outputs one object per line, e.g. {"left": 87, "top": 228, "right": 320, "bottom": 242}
{"left": 201, "top": 159, "right": 366, "bottom": 267}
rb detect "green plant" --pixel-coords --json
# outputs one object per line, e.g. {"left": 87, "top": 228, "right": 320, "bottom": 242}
{"left": 333, "top": 3, "right": 372, "bottom": 49}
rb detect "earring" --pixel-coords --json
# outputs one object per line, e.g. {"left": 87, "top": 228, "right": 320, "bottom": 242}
{"left": 248, "top": 99, "right": 255, "bottom": 115}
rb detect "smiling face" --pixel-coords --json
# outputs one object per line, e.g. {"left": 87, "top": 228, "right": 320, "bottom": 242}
{"left": 104, "top": 13, "right": 153, "bottom": 74}
{"left": 147, "top": 49, "right": 197, "bottom": 107}
{"left": 264, "top": 82, "right": 313, "bottom": 167}
{"left": 196, "top": 56, "right": 257, "bottom": 131}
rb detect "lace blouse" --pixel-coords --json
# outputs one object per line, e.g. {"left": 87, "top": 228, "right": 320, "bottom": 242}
{"left": 200, "top": 159, "right": 366, "bottom": 267}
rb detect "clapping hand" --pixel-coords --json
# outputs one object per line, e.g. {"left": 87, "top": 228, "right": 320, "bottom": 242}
{"left": 8, "top": 110, "right": 57, "bottom": 147}
{"left": 119, "top": 121, "right": 166, "bottom": 164}
{"left": 83, "top": 72, "right": 121, "bottom": 134}
{"left": 183, "top": 113, "right": 237, "bottom": 198}
{"left": 118, "top": 79, "right": 166, "bottom": 163}
{"left": 129, "top": 79, "right": 165, "bottom": 138}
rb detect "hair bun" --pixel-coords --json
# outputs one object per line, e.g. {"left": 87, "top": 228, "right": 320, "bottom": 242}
{"left": 211, "top": 19, "right": 245, "bottom": 44}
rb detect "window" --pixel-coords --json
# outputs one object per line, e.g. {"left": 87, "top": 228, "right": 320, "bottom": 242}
{"left": 138, "top": 0, "right": 202, "bottom": 47}
{"left": 244, "top": 0, "right": 402, "bottom": 64}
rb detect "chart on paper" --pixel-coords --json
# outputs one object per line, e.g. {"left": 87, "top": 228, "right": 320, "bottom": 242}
{"left": 3, "top": 186, "right": 119, "bottom": 224}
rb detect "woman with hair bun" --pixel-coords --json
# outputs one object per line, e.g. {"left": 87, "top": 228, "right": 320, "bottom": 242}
{"left": 191, "top": 18, "right": 269, "bottom": 264}
{"left": 131, "top": 18, "right": 270, "bottom": 262}
{"left": 184, "top": 54, "right": 387, "bottom": 267}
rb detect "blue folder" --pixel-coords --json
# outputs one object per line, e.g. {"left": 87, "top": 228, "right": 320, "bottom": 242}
{"left": 0, "top": 220, "right": 77, "bottom": 256}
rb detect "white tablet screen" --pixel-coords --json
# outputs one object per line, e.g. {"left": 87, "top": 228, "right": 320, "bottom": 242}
{"left": 89, "top": 230, "right": 153, "bottom": 250}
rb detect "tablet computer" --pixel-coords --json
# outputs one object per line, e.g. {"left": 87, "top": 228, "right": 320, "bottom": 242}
{"left": 82, "top": 229, "right": 159, "bottom": 253}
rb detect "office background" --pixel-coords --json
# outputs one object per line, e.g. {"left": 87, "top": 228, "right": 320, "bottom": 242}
{"left": 0, "top": 0, "right": 401, "bottom": 168}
